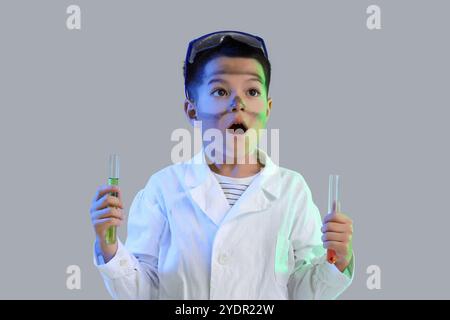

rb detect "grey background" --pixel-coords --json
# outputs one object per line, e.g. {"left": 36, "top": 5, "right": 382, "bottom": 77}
{"left": 0, "top": 0, "right": 448, "bottom": 299}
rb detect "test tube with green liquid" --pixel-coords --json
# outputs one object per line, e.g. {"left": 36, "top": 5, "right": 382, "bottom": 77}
{"left": 106, "top": 154, "right": 119, "bottom": 245}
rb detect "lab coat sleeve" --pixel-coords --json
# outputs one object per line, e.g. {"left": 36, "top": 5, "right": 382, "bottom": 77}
{"left": 287, "top": 179, "right": 354, "bottom": 300}
{"left": 93, "top": 178, "right": 167, "bottom": 300}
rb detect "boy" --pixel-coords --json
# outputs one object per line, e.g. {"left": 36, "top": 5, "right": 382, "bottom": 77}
{"left": 89, "top": 30, "right": 354, "bottom": 299}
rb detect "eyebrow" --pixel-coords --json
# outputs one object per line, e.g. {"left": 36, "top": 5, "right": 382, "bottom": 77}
{"left": 207, "top": 71, "right": 264, "bottom": 86}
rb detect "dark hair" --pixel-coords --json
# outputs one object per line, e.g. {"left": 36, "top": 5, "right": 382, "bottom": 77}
{"left": 183, "top": 37, "right": 271, "bottom": 102}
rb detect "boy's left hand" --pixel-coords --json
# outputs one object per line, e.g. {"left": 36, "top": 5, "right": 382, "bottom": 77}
{"left": 321, "top": 212, "right": 353, "bottom": 273}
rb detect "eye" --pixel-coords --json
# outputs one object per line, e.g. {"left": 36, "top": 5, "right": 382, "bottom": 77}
{"left": 211, "top": 88, "right": 228, "bottom": 97}
{"left": 248, "top": 88, "right": 261, "bottom": 97}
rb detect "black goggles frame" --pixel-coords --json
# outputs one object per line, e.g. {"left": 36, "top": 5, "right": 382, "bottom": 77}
{"left": 183, "top": 30, "right": 269, "bottom": 100}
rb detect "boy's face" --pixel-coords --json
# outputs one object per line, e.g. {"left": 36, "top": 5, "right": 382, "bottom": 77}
{"left": 184, "top": 56, "right": 273, "bottom": 157}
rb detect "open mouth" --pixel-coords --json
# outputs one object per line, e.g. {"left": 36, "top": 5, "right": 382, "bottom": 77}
{"left": 227, "top": 122, "right": 248, "bottom": 134}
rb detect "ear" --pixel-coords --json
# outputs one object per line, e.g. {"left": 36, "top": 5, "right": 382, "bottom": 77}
{"left": 184, "top": 98, "right": 198, "bottom": 126}
{"left": 266, "top": 97, "right": 273, "bottom": 119}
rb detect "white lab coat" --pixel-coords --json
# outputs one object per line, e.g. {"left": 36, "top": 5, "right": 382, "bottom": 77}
{"left": 94, "top": 148, "right": 354, "bottom": 299}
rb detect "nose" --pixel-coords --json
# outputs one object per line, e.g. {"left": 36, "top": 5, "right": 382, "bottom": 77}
{"left": 229, "top": 96, "right": 246, "bottom": 112}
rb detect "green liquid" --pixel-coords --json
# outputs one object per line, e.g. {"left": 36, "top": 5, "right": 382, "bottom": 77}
{"left": 106, "top": 177, "right": 119, "bottom": 245}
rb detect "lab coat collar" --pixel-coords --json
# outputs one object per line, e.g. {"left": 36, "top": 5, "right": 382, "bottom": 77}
{"left": 184, "top": 148, "right": 282, "bottom": 226}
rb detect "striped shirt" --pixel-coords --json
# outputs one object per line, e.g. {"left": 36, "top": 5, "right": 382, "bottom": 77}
{"left": 213, "top": 172, "right": 260, "bottom": 207}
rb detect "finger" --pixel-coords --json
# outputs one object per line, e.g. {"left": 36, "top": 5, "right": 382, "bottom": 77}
{"left": 92, "top": 184, "right": 120, "bottom": 202}
{"left": 323, "top": 212, "right": 352, "bottom": 224}
{"left": 324, "top": 211, "right": 350, "bottom": 223}
{"left": 93, "top": 192, "right": 123, "bottom": 211}
{"left": 116, "top": 187, "right": 123, "bottom": 202}
{"left": 323, "top": 241, "right": 347, "bottom": 255}
{"left": 108, "top": 185, "right": 123, "bottom": 201}
{"left": 321, "top": 222, "right": 352, "bottom": 233}
{"left": 93, "top": 217, "right": 123, "bottom": 229}
{"left": 92, "top": 184, "right": 111, "bottom": 202}
{"left": 91, "top": 193, "right": 109, "bottom": 211}
{"left": 108, "top": 186, "right": 123, "bottom": 205}
{"left": 321, "top": 231, "right": 350, "bottom": 243}
{"left": 92, "top": 207, "right": 124, "bottom": 221}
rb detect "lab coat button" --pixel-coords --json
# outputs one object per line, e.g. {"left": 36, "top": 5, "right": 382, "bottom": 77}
{"left": 119, "top": 259, "right": 128, "bottom": 267}
{"left": 218, "top": 253, "right": 229, "bottom": 265}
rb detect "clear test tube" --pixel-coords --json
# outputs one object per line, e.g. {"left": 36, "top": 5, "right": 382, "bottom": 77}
{"left": 106, "top": 154, "right": 120, "bottom": 245}
{"left": 327, "top": 174, "right": 340, "bottom": 264}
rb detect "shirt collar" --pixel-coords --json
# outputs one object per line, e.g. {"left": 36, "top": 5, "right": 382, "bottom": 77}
{"left": 184, "top": 147, "right": 281, "bottom": 200}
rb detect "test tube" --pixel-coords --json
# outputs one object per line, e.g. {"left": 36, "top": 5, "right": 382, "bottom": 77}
{"left": 106, "top": 154, "right": 120, "bottom": 245}
{"left": 327, "top": 174, "right": 340, "bottom": 264}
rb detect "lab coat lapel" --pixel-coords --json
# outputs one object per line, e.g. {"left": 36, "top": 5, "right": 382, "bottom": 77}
{"left": 185, "top": 148, "right": 281, "bottom": 226}
{"left": 185, "top": 149, "right": 230, "bottom": 227}
{"left": 221, "top": 149, "right": 282, "bottom": 225}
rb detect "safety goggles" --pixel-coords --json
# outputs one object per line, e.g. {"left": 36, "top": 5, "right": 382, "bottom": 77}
{"left": 184, "top": 30, "right": 269, "bottom": 100}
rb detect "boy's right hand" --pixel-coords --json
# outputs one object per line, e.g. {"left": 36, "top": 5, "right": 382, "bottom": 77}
{"left": 90, "top": 185, "right": 124, "bottom": 263}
